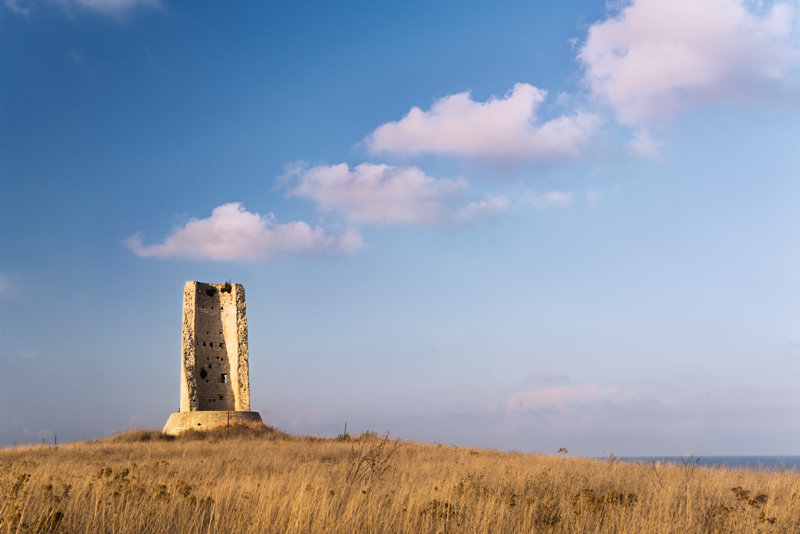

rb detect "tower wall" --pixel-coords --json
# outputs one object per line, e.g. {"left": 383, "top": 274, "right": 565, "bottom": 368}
{"left": 179, "top": 281, "right": 251, "bottom": 412}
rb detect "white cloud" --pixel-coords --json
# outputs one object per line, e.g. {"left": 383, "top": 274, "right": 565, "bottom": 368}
{"left": 126, "top": 202, "right": 362, "bottom": 262}
{"left": 286, "top": 163, "right": 511, "bottom": 225}
{"left": 505, "top": 385, "right": 629, "bottom": 413}
{"left": 529, "top": 190, "right": 574, "bottom": 208}
{"left": 5, "top": 0, "right": 159, "bottom": 16}
{"left": 579, "top": 0, "right": 800, "bottom": 125}
{"left": 4, "top": 0, "right": 31, "bottom": 15}
{"left": 528, "top": 369, "right": 571, "bottom": 382}
{"left": 453, "top": 196, "right": 511, "bottom": 223}
{"left": 628, "top": 128, "right": 662, "bottom": 158}
{"left": 583, "top": 190, "right": 601, "bottom": 209}
{"left": 366, "top": 83, "right": 601, "bottom": 161}
{"left": 60, "top": 0, "right": 159, "bottom": 15}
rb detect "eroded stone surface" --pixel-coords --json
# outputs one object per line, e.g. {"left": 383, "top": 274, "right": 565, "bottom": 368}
{"left": 163, "top": 411, "right": 263, "bottom": 435}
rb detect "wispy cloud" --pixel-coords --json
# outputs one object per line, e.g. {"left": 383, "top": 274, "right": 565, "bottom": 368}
{"left": 285, "top": 163, "right": 511, "bottom": 226}
{"left": 4, "top": 0, "right": 31, "bottom": 15}
{"left": 578, "top": 0, "right": 800, "bottom": 126}
{"left": 68, "top": 50, "right": 85, "bottom": 66}
{"left": 528, "top": 369, "right": 571, "bottom": 383}
{"left": 5, "top": 0, "right": 160, "bottom": 17}
{"left": 529, "top": 190, "right": 574, "bottom": 208}
{"left": 126, "top": 202, "right": 362, "bottom": 262}
{"left": 452, "top": 196, "right": 511, "bottom": 223}
{"left": 59, "top": 0, "right": 160, "bottom": 16}
{"left": 366, "top": 83, "right": 600, "bottom": 162}
{"left": 628, "top": 129, "right": 662, "bottom": 158}
{"left": 505, "top": 385, "right": 630, "bottom": 413}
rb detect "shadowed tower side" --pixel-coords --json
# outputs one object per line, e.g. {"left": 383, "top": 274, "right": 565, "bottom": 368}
{"left": 164, "top": 281, "right": 263, "bottom": 434}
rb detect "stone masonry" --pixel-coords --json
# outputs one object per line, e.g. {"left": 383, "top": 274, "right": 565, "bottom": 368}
{"left": 163, "top": 281, "right": 262, "bottom": 434}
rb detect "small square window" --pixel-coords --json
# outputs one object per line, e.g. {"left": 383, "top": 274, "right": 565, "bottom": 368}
{"left": 218, "top": 395, "right": 223, "bottom": 400}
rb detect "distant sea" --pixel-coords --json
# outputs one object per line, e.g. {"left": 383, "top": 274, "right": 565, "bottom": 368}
{"left": 619, "top": 456, "right": 800, "bottom": 471}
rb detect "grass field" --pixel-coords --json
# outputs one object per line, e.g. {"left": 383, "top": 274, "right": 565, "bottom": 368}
{"left": 1, "top": 424, "right": 799, "bottom": 533}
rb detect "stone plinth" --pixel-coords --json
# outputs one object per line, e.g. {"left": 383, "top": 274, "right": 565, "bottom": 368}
{"left": 163, "top": 411, "right": 263, "bottom": 435}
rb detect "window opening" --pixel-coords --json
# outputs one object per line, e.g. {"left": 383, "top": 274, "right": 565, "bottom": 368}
{"left": 200, "top": 369, "right": 207, "bottom": 379}
{"left": 218, "top": 395, "right": 223, "bottom": 400}
{"left": 221, "top": 373, "right": 228, "bottom": 383}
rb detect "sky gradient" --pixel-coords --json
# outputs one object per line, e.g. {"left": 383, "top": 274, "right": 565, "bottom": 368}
{"left": 1, "top": 0, "right": 799, "bottom": 456}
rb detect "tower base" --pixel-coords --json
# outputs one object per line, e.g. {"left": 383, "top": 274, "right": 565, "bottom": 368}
{"left": 162, "top": 411, "right": 263, "bottom": 435}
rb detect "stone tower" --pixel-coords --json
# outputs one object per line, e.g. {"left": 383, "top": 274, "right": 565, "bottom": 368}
{"left": 163, "top": 281, "right": 263, "bottom": 434}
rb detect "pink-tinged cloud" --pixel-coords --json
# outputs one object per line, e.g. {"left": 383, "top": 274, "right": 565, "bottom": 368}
{"left": 126, "top": 202, "right": 362, "bottom": 262}
{"left": 366, "top": 83, "right": 600, "bottom": 161}
{"left": 579, "top": 0, "right": 800, "bottom": 125}
{"left": 505, "top": 385, "right": 629, "bottom": 413}
{"left": 287, "top": 163, "right": 510, "bottom": 225}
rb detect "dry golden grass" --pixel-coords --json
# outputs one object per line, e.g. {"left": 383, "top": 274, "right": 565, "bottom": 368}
{"left": 2, "top": 424, "right": 799, "bottom": 533}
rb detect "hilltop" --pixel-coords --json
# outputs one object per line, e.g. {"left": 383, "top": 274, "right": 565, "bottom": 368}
{"left": 1, "top": 425, "right": 798, "bottom": 533}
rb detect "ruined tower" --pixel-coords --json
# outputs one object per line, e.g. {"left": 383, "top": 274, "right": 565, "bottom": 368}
{"left": 163, "top": 281, "right": 263, "bottom": 434}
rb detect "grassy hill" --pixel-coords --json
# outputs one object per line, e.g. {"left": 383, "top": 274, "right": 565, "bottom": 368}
{"left": 1, "top": 424, "right": 798, "bottom": 533}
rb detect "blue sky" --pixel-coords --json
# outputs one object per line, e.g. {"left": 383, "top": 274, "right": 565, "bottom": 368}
{"left": 1, "top": 0, "right": 799, "bottom": 456}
